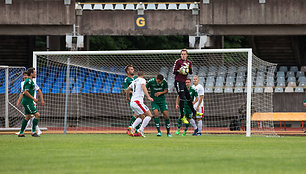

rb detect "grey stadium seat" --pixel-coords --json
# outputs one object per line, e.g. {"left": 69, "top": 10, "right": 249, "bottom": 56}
{"left": 294, "top": 87, "right": 304, "bottom": 92}
{"left": 215, "top": 81, "right": 224, "bottom": 87}
{"left": 204, "top": 87, "right": 213, "bottom": 93}
{"left": 264, "top": 87, "right": 273, "bottom": 93}
{"left": 296, "top": 71, "right": 305, "bottom": 78}
{"left": 224, "top": 87, "right": 233, "bottom": 93}
{"left": 254, "top": 87, "right": 263, "bottom": 93}
{"left": 214, "top": 87, "right": 223, "bottom": 93}
{"left": 234, "top": 87, "right": 244, "bottom": 93}
{"left": 274, "top": 87, "right": 284, "bottom": 93}
{"left": 276, "top": 71, "right": 285, "bottom": 77}
{"left": 289, "top": 66, "right": 299, "bottom": 72}
{"left": 279, "top": 66, "right": 288, "bottom": 72}
{"left": 284, "top": 87, "right": 294, "bottom": 93}
{"left": 286, "top": 71, "right": 295, "bottom": 78}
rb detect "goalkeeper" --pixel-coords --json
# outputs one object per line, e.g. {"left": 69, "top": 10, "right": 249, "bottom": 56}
{"left": 146, "top": 74, "right": 172, "bottom": 137}
{"left": 175, "top": 78, "right": 199, "bottom": 136}
{"left": 172, "top": 49, "right": 202, "bottom": 124}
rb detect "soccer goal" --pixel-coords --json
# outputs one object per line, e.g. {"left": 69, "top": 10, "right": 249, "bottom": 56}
{"left": 30, "top": 49, "right": 277, "bottom": 136}
{"left": 0, "top": 66, "right": 26, "bottom": 128}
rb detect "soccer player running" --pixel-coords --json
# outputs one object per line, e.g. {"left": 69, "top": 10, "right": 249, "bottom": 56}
{"left": 190, "top": 75, "right": 204, "bottom": 136}
{"left": 17, "top": 67, "right": 42, "bottom": 137}
{"left": 173, "top": 49, "right": 202, "bottom": 124}
{"left": 146, "top": 74, "right": 172, "bottom": 137}
{"left": 126, "top": 70, "right": 154, "bottom": 137}
{"left": 123, "top": 64, "right": 141, "bottom": 136}
{"left": 16, "top": 71, "right": 44, "bottom": 135}
{"left": 175, "top": 78, "right": 199, "bottom": 136}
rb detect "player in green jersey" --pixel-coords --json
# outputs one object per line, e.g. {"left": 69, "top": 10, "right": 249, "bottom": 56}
{"left": 146, "top": 74, "right": 172, "bottom": 137}
{"left": 175, "top": 78, "right": 199, "bottom": 136}
{"left": 123, "top": 64, "right": 141, "bottom": 136}
{"left": 18, "top": 67, "right": 41, "bottom": 137}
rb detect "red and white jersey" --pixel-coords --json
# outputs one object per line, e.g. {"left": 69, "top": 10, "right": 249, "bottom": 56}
{"left": 192, "top": 84, "right": 204, "bottom": 110}
{"left": 21, "top": 80, "right": 40, "bottom": 106}
{"left": 129, "top": 77, "right": 146, "bottom": 103}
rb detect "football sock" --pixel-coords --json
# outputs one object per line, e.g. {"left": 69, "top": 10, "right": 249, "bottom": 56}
{"left": 132, "top": 118, "right": 142, "bottom": 129}
{"left": 177, "top": 118, "right": 182, "bottom": 129}
{"left": 128, "top": 116, "right": 137, "bottom": 128}
{"left": 139, "top": 116, "right": 152, "bottom": 131}
{"left": 19, "top": 119, "right": 28, "bottom": 135}
{"left": 165, "top": 119, "right": 171, "bottom": 134}
{"left": 184, "top": 122, "right": 190, "bottom": 132}
{"left": 26, "top": 117, "right": 33, "bottom": 129}
{"left": 154, "top": 117, "right": 161, "bottom": 133}
{"left": 190, "top": 118, "right": 197, "bottom": 129}
{"left": 32, "top": 118, "right": 38, "bottom": 133}
{"left": 198, "top": 120, "right": 202, "bottom": 133}
{"left": 135, "top": 123, "right": 141, "bottom": 131}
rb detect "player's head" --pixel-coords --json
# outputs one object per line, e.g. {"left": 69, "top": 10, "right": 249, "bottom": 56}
{"left": 22, "top": 72, "right": 28, "bottom": 81}
{"left": 193, "top": 75, "right": 199, "bottom": 85}
{"left": 124, "top": 64, "right": 134, "bottom": 76}
{"left": 186, "top": 78, "right": 191, "bottom": 88}
{"left": 156, "top": 74, "right": 164, "bottom": 84}
{"left": 137, "top": 70, "right": 144, "bottom": 77}
{"left": 27, "top": 67, "right": 36, "bottom": 78}
{"left": 180, "top": 49, "right": 188, "bottom": 61}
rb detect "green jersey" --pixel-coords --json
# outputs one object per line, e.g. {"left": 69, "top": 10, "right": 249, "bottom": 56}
{"left": 22, "top": 78, "right": 35, "bottom": 105}
{"left": 304, "top": 99, "right": 306, "bottom": 104}
{"left": 184, "top": 87, "right": 198, "bottom": 108}
{"left": 146, "top": 78, "right": 168, "bottom": 102}
{"left": 123, "top": 75, "right": 137, "bottom": 98}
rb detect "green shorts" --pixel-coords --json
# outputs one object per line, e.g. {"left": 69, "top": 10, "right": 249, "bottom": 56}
{"left": 178, "top": 106, "right": 193, "bottom": 119}
{"left": 151, "top": 100, "right": 168, "bottom": 112}
{"left": 23, "top": 103, "right": 38, "bottom": 115}
{"left": 184, "top": 107, "right": 193, "bottom": 119}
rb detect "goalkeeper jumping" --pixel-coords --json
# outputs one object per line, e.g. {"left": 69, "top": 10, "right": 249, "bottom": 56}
{"left": 172, "top": 49, "right": 202, "bottom": 124}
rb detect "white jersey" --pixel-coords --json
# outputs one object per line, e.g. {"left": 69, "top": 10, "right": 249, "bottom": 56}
{"left": 21, "top": 80, "right": 40, "bottom": 105}
{"left": 192, "top": 84, "right": 204, "bottom": 109}
{"left": 129, "top": 77, "right": 146, "bottom": 103}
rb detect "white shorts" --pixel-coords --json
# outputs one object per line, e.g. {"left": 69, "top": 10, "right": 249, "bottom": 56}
{"left": 130, "top": 100, "right": 149, "bottom": 115}
{"left": 195, "top": 106, "right": 204, "bottom": 118}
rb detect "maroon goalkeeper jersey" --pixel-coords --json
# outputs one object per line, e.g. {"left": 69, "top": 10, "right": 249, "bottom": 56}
{"left": 172, "top": 58, "right": 193, "bottom": 82}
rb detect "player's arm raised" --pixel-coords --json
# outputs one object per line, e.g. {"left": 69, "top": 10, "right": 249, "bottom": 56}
{"left": 141, "top": 84, "right": 153, "bottom": 102}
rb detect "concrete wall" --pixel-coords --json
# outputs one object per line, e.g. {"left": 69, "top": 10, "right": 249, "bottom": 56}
{"left": 0, "top": 0, "right": 75, "bottom": 35}
{"left": 200, "top": 0, "right": 306, "bottom": 25}
{"left": 80, "top": 10, "right": 198, "bottom": 36}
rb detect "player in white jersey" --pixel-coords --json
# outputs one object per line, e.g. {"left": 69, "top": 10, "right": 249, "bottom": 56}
{"left": 190, "top": 75, "right": 204, "bottom": 136}
{"left": 16, "top": 71, "right": 45, "bottom": 135}
{"left": 126, "top": 70, "right": 153, "bottom": 137}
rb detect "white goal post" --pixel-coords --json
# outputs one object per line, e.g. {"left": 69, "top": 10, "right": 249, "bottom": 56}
{"left": 31, "top": 49, "right": 277, "bottom": 136}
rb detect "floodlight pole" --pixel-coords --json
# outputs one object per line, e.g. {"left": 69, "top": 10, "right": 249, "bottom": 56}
{"left": 64, "top": 58, "right": 70, "bottom": 134}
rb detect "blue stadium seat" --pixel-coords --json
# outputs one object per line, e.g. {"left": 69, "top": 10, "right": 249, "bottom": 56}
{"left": 92, "top": 87, "right": 101, "bottom": 93}
{"left": 42, "top": 87, "right": 50, "bottom": 93}
{"left": 112, "top": 75, "right": 125, "bottom": 93}
{"left": 10, "top": 82, "right": 20, "bottom": 94}
{"left": 0, "top": 86, "right": 4, "bottom": 93}
{"left": 51, "top": 87, "right": 61, "bottom": 93}
{"left": 102, "top": 73, "right": 115, "bottom": 93}
{"left": 71, "top": 86, "right": 81, "bottom": 93}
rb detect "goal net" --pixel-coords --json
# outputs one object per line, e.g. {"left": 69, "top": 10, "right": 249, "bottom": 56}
{"left": 0, "top": 66, "right": 26, "bottom": 129}
{"left": 30, "top": 49, "right": 276, "bottom": 136}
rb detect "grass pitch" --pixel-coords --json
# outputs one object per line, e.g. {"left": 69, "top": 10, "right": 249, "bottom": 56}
{"left": 0, "top": 134, "right": 305, "bottom": 174}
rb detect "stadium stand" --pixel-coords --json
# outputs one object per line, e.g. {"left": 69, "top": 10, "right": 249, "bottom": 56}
{"left": 3, "top": 65, "right": 305, "bottom": 94}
